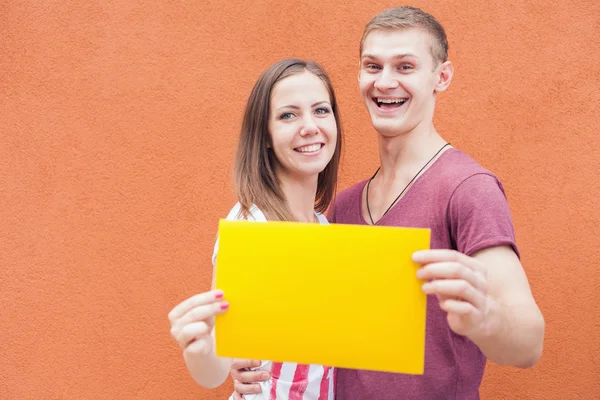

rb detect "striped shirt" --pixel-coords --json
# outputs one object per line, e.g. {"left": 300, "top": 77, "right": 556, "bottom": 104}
{"left": 213, "top": 203, "right": 335, "bottom": 400}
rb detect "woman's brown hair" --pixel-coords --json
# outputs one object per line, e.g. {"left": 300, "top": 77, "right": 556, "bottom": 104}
{"left": 234, "top": 58, "right": 342, "bottom": 221}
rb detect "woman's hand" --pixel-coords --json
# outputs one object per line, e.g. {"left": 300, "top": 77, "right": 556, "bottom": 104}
{"left": 168, "top": 290, "right": 229, "bottom": 357}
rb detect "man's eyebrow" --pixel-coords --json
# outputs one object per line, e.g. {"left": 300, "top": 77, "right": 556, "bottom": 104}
{"left": 361, "top": 53, "right": 418, "bottom": 60}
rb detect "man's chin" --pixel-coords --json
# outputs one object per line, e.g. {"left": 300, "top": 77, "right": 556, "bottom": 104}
{"left": 370, "top": 119, "right": 407, "bottom": 138}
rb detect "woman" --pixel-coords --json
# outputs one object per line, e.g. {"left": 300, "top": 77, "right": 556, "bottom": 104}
{"left": 168, "top": 58, "right": 343, "bottom": 399}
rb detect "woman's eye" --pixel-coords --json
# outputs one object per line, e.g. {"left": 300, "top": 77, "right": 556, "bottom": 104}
{"left": 315, "top": 107, "right": 331, "bottom": 115}
{"left": 280, "top": 112, "right": 294, "bottom": 120}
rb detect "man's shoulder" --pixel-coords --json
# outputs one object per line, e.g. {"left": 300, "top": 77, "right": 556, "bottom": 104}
{"left": 327, "top": 179, "right": 369, "bottom": 222}
{"left": 442, "top": 148, "right": 493, "bottom": 174}
{"left": 334, "top": 179, "right": 368, "bottom": 207}
{"left": 436, "top": 149, "right": 513, "bottom": 216}
{"left": 435, "top": 148, "right": 500, "bottom": 188}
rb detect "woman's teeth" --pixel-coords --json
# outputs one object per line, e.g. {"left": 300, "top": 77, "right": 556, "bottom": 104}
{"left": 295, "top": 144, "right": 322, "bottom": 153}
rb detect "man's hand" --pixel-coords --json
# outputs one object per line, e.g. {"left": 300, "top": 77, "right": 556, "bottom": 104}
{"left": 413, "top": 246, "right": 544, "bottom": 368}
{"left": 414, "top": 249, "right": 492, "bottom": 338}
{"left": 230, "top": 359, "right": 270, "bottom": 399}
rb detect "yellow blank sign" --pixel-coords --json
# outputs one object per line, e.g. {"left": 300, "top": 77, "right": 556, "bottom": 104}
{"left": 214, "top": 220, "right": 430, "bottom": 374}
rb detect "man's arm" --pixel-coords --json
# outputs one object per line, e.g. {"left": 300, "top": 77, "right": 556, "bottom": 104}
{"left": 469, "top": 245, "right": 544, "bottom": 367}
{"left": 414, "top": 246, "right": 544, "bottom": 368}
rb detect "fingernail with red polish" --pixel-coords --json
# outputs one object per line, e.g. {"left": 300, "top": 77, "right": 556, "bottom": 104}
{"left": 215, "top": 291, "right": 224, "bottom": 299}
{"left": 220, "top": 301, "right": 229, "bottom": 310}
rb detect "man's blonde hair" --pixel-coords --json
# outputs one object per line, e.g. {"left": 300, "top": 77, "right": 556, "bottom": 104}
{"left": 360, "top": 6, "right": 449, "bottom": 65}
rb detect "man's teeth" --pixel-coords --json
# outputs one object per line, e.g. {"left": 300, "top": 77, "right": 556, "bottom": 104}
{"left": 296, "top": 144, "right": 322, "bottom": 153}
{"left": 377, "top": 98, "right": 407, "bottom": 104}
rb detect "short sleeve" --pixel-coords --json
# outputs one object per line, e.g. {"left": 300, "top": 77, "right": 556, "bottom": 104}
{"left": 211, "top": 203, "right": 267, "bottom": 265}
{"left": 316, "top": 212, "right": 330, "bottom": 225}
{"left": 211, "top": 237, "right": 221, "bottom": 266}
{"left": 447, "top": 173, "right": 520, "bottom": 258}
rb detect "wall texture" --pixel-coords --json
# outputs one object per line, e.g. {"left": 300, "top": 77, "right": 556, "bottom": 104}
{"left": 1, "top": 1, "right": 599, "bottom": 399}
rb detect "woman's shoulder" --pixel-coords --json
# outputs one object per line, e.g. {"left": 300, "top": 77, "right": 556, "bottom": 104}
{"left": 315, "top": 212, "right": 329, "bottom": 225}
{"left": 226, "top": 202, "right": 329, "bottom": 224}
{"left": 225, "top": 202, "right": 267, "bottom": 222}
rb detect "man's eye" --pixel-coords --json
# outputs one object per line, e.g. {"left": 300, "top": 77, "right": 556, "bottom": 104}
{"left": 366, "top": 64, "right": 381, "bottom": 70}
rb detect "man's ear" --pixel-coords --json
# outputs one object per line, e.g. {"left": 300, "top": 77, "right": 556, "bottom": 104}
{"left": 358, "top": 55, "right": 368, "bottom": 83}
{"left": 434, "top": 61, "right": 454, "bottom": 93}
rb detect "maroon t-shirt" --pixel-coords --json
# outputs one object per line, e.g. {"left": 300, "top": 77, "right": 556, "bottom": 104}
{"left": 328, "top": 148, "right": 519, "bottom": 400}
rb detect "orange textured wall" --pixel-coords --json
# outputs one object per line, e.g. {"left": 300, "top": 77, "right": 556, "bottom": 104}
{"left": 1, "top": 1, "right": 598, "bottom": 399}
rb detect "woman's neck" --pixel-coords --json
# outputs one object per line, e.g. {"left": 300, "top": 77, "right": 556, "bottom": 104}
{"left": 278, "top": 170, "right": 319, "bottom": 223}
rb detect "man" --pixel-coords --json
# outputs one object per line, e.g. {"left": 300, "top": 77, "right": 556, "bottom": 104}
{"left": 231, "top": 6, "right": 544, "bottom": 399}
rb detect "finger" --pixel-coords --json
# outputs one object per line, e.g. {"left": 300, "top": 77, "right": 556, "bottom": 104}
{"left": 184, "top": 336, "right": 213, "bottom": 356}
{"left": 173, "top": 301, "right": 229, "bottom": 332}
{"left": 436, "top": 293, "right": 453, "bottom": 305}
{"left": 413, "top": 250, "right": 483, "bottom": 272}
{"left": 416, "top": 262, "right": 486, "bottom": 292}
{"left": 168, "top": 290, "right": 224, "bottom": 324}
{"left": 422, "top": 279, "right": 485, "bottom": 310}
{"left": 439, "top": 298, "right": 478, "bottom": 315}
{"left": 234, "top": 380, "right": 264, "bottom": 395}
{"left": 173, "top": 321, "right": 211, "bottom": 348}
{"left": 231, "top": 359, "right": 262, "bottom": 370}
{"left": 234, "top": 369, "right": 271, "bottom": 386}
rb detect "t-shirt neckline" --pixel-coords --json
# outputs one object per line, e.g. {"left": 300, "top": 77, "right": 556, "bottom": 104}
{"left": 357, "top": 147, "right": 456, "bottom": 226}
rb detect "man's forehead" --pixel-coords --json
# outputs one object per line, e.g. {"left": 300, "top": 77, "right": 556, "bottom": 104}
{"left": 361, "top": 28, "right": 433, "bottom": 59}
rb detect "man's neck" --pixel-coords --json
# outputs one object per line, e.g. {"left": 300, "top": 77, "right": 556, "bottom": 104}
{"left": 377, "top": 122, "right": 448, "bottom": 182}
{"left": 278, "top": 171, "right": 318, "bottom": 223}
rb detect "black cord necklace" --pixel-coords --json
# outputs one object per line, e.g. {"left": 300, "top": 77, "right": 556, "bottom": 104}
{"left": 366, "top": 143, "right": 451, "bottom": 225}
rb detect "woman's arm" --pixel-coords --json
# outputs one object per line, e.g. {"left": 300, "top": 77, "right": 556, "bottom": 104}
{"left": 168, "top": 285, "right": 232, "bottom": 388}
